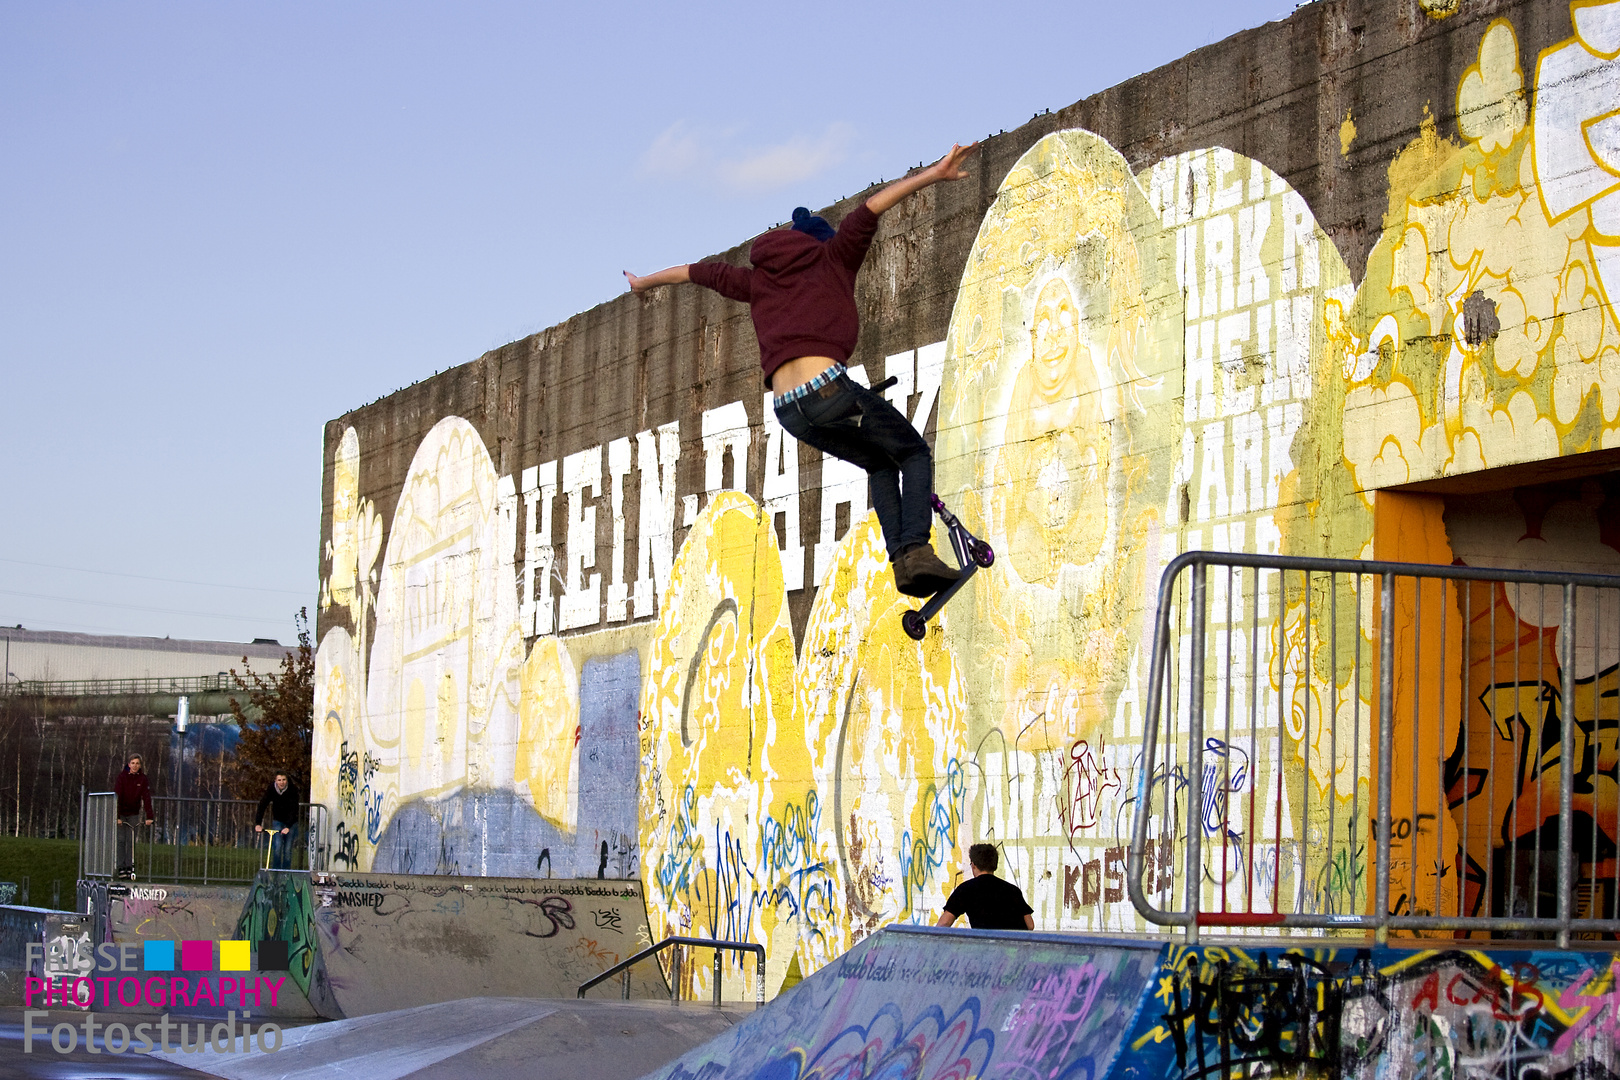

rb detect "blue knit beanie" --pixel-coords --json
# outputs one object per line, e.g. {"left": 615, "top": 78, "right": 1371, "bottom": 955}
{"left": 791, "top": 207, "right": 835, "bottom": 242}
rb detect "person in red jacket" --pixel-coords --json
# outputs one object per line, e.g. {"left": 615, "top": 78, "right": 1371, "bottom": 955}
{"left": 624, "top": 142, "right": 979, "bottom": 598}
{"left": 113, "top": 754, "right": 154, "bottom": 881}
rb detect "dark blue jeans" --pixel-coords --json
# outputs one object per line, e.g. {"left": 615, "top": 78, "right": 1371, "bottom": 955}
{"left": 775, "top": 373, "right": 932, "bottom": 561}
{"left": 269, "top": 823, "right": 298, "bottom": 871}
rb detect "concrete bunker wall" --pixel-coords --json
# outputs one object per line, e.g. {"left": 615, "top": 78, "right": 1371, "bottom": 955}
{"left": 312, "top": 0, "right": 1620, "bottom": 994}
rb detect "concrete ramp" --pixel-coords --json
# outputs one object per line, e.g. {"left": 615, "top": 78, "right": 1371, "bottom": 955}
{"left": 84, "top": 879, "right": 250, "bottom": 945}
{"left": 236, "top": 871, "right": 667, "bottom": 1018}
{"left": 149, "top": 996, "right": 742, "bottom": 1080}
{"left": 646, "top": 926, "right": 1162, "bottom": 1080}
{"left": 0, "top": 905, "right": 92, "bottom": 1005}
{"left": 650, "top": 930, "right": 1620, "bottom": 1080}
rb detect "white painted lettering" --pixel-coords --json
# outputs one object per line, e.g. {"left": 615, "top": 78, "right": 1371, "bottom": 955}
{"left": 559, "top": 446, "right": 602, "bottom": 631}
{"left": 761, "top": 394, "right": 805, "bottom": 592}
{"left": 1236, "top": 201, "right": 1272, "bottom": 307}
{"left": 1202, "top": 213, "right": 1235, "bottom": 318}
{"left": 702, "top": 401, "right": 750, "bottom": 501}
{"left": 521, "top": 462, "right": 558, "bottom": 637}
{"left": 605, "top": 437, "right": 632, "bottom": 622}
{"left": 632, "top": 423, "right": 680, "bottom": 620}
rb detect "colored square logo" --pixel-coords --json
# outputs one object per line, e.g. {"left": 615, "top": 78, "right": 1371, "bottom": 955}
{"left": 218, "top": 940, "right": 251, "bottom": 971}
{"left": 180, "top": 940, "right": 213, "bottom": 971}
{"left": 144, "top": 940, "right": 174, "bottom": 971}
{"left": 257, "top": 940, "right": 289, "bottom": 971}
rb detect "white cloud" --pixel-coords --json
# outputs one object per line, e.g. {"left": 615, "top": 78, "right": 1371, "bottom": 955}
{"left": 639, "top": 120, "right": 707, "bottom": 178}
{"left": 638, "top": 121, "right": 855, "bottom": 194}
{"left": 718, "top": 124, "right": 855, "bottom": 193}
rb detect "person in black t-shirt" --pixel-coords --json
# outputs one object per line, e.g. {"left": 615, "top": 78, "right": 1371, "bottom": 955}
{"left": 936, "top": 843, "right": 1034, "bottom": 930}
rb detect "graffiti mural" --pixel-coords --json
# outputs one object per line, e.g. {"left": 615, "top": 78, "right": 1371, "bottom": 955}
{"left": 314, "top": 0, "right": 1620, "bottom": 994}
{"left": 935, "top": 124, "right": 1364, "bottom": 933}
{"left": 1130, "top": 943, "right": 1620, "bottom": 1079}
{"left": 638, "top": 494, "right": 966, "bottom": 977}
{"left": 1434, "top": 484, "right": 1620, "bottom": 927}
{"left": 235, "top": 870, "right": 338, "bottom": 1015}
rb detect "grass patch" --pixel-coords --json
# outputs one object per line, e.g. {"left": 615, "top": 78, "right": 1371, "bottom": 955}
{"left": 0, "top": 836, "right": 80, "bottom": 906}
{"left": 0, "top": 834, "right": 286, "bottom": 902}
{"left": 127, "top": 841, "right": 268, "bottom": 884}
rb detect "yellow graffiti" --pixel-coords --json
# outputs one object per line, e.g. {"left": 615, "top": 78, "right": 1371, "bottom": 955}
{"left": 517, "top": 635, "right": 579, "bottom": 830}
{"left": 638, "top": 493, "right": 966, "bottom": 994}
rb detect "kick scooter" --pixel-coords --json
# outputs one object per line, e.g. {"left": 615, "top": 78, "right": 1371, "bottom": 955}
{"left": 900, "top": 495, "right": 993, "bottom": 640}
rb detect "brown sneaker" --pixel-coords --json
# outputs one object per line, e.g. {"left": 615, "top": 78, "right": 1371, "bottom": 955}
{"left": 892, "top": 544, "right": 962, "bottom": 598}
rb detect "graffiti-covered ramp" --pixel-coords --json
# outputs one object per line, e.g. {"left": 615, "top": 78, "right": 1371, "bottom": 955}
{"left": 644, "top": 929, "right": 1620, "bottom": 1080}
{"left": 644, "top": 926, "right": 1164, "bottom": 1080}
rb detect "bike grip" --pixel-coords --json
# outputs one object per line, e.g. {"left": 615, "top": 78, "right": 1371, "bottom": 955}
{"left": 871, "top": 375, "right": 899, "bottom": 394}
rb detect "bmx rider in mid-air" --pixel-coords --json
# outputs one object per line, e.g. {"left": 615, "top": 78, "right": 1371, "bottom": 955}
{"left": 625, "top": 141, "right": 980, "bottom": 599}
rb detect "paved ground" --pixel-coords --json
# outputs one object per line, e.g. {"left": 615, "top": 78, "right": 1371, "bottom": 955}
{"left": 146, "top": 998, "right": 744, "bottom": 1080}
{"left": 0, "top": 1005, "right": 246, "bottom": 1079}
{"left": 1, "top": 998, "right": 739, "bottom": 1080}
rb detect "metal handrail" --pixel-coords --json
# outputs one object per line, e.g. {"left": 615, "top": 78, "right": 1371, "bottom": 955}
{"left": 1127, "top": 550, "right": 1620, "bottom": 949}
{"left": 576, "top": 935, "right": 764, "bottom": 1006}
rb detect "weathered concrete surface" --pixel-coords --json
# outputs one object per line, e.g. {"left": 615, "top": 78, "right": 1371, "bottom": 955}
{"left": 647, "top": 926, "right": 1163, "bottom": 1080}
{"left": 81, "top": 879, "right": 250, "bottom": 947}
{"left": 312, "top": 0, "right": 1620, "bottom": 997}
{"left": 308, "top": 872, "right": 668, "bottom": 1016}
{"left": 652, "top": 929, "right": 1620, "bottom": 1080}
{"left": 318, "top": 0, "right": 1573, "bottom": 646}
{"left": 234, "top": 871, "right": 668, "bottom": 1019}
{"left": 0, "top": 1005, "right": 215, "bottom": 1077}
{"left": 0, "top": 905, "right": 91, "bottom": 1007}
{"left": 147, "top": 997, "right": 741, "bottom": 1080}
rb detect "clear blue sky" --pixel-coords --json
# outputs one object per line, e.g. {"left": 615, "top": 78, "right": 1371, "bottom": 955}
{"left": 0, "top": 0, "right": 1293, "bottom": 649}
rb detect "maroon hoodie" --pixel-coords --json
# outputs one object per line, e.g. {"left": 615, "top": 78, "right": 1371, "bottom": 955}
{"left": 115, "top": 768, "right": 153, "bottom": 818}
{"left": 688, "top": 203, "right": 880, "bottom": 387}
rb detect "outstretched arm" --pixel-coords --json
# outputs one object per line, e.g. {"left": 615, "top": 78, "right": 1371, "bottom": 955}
{"left": 623, "top": 265, "right": 691, "bottom": 294}
{"left": 865, "top": 142, "right": 980, "bottom": 216}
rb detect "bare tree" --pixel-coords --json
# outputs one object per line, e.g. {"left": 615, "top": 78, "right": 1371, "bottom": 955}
{"left": 226, "top": 609, "right": 314, "bottom": 798}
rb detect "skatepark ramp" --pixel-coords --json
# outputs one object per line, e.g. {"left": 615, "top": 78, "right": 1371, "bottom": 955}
{"left": 81, "top": 878, "right": 249, "bottom": 946}
{"left": 648, "top": 925, "right": 1620, "bottom": 1080}
{"left": 237, "top": 871, "right": 669, "bottom": 1018}
{"left": 15, "top": 885, "right": 1620, "bottom": 1075}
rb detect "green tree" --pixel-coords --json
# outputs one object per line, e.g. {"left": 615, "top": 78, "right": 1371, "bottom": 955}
{"left": 226, "top": 609, "right": 314, "bottom": 799}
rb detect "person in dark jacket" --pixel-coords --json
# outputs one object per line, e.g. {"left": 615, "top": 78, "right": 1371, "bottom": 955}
{"left": 113, "top": 754, "right": 154, "bottom": 880}
{"left": 624, "top": 142, "right": 979, "bottom": 598}
{"left": 254, "top": 773, "right": 301, "bottom": 871}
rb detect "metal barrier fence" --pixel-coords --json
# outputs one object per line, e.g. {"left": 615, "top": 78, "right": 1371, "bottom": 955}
{"left": 80, "top": 793, "right": 329, "bottom": 884}
{"left": 80, "top": 792, "right": 118, "bottom": 878}
{"left": 1127, "top": 552, "right": 1620, "bottom": 947}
